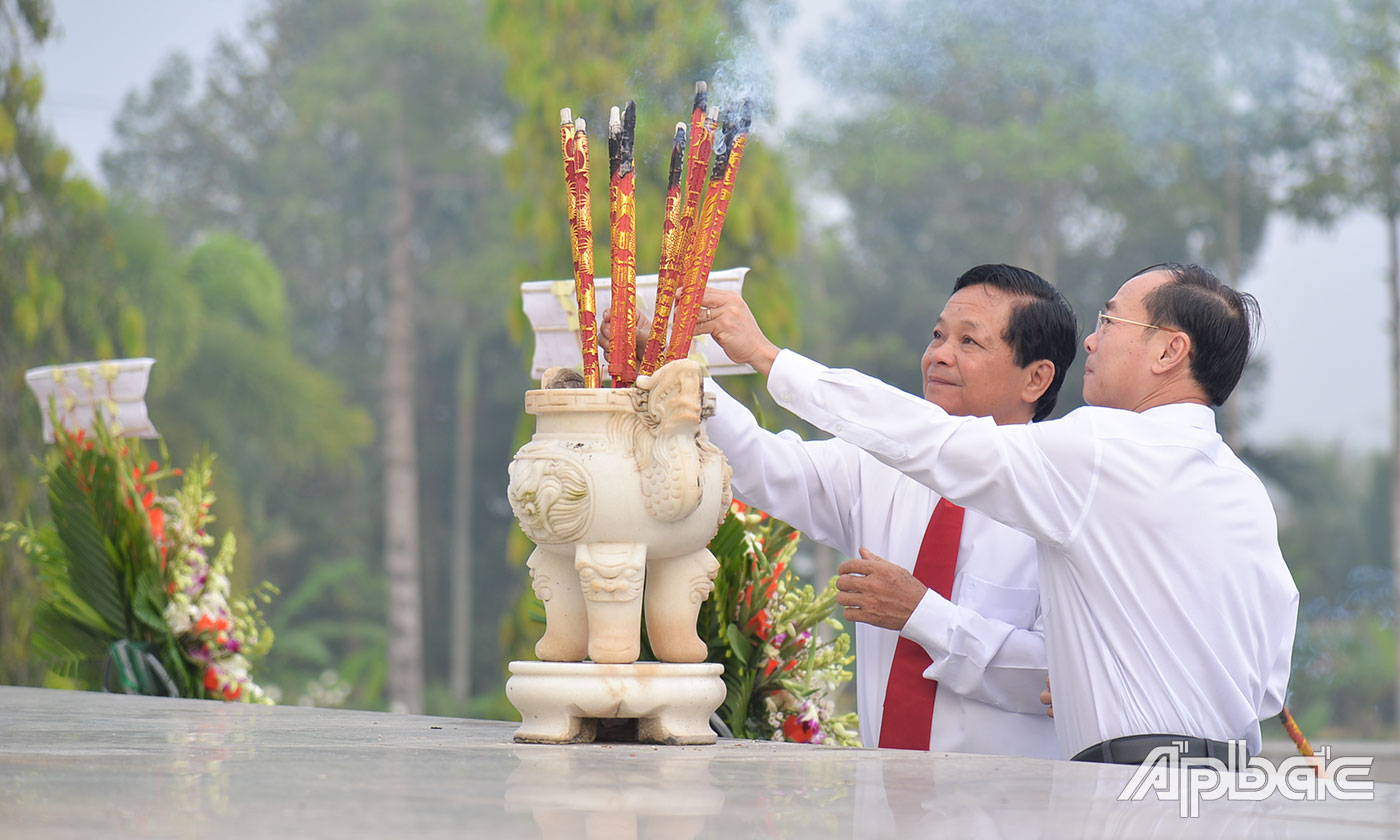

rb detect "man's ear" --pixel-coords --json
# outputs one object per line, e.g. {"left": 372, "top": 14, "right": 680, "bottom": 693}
{"left": 1021, "top": 359, "right": 1056, "bottom": 407}
{"left": 1153, "top": 331, "right": 1193, "bottom": 376}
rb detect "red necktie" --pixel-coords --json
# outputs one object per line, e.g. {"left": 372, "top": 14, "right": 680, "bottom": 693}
{"left": 878, "top": 497, "right": 965, "bottom": 750}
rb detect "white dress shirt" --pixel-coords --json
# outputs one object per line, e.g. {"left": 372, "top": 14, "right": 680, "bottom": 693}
{"left": 706, "top": 380, "right": 1058, "bottom": 758}
{"left": 767, "top": 351, "right": 1299, "bottom": 759}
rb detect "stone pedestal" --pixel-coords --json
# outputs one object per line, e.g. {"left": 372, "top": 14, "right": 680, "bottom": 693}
{"left": 506, "top": 661, "right": 725, "bottom": 745}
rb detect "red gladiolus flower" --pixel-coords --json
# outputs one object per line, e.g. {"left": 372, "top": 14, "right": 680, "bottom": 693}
{"left": 173, "top": 468, "right": 182, "bottom": 476}
{"left": 224, "top": 684, "right": 241, "bottom": 701}
{"left": 204, "top": 667, "right": 220, "bottom": 691}
{"left": 148, "top": 507, "right": 165, "bottom": 539}
{"left": 142, "top": 490, "right": 155, "bottom": 509}
{"left": 763, "top": 659, "right": 778, "bottom": 678}
{"left": 747, "top": 609, "right": 772, "bottom": 640}
{"left": 782, "top": 714, "right": 818, "bottom": 743}
{"left": 783, "top": 659, "right": 798, "bottom": 672}
{"left": 147, "top": 460, "right": 160, "bottom": 475}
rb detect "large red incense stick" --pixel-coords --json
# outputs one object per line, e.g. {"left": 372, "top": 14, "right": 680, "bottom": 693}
{"left": 560, "top": 109, "right": 579, "bottom": 287}
{"left": 666, "top": 105, "right": 720, "bottom": 364}
{"left": 570, "top": 117, "right": 601, "bottom": 387}
{"left": 640, "top": 122, "right": 688, "bottom": 377}
{"left": 691, "top": 102, "right": 750, "bottom": 305}
{"left": 559, "top": 109, "right": 587, "bottom": 373}
{"left": 608, "top": 101, "right": 639, "bottom": 387}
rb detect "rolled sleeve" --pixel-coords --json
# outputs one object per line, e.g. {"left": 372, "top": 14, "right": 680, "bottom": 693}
{"left": 900, "top": 587, "right": 1049, "bottom": 715}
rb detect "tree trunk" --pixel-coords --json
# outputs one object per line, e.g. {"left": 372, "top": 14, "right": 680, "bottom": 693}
{"left": 1388, "top": 208, "right": 1400, "bottom": 730}
{"left": 1011, "top": 181, "right": 1034, "bottom": 270}
{"left": 1222, "top": 128, "right": 1244, "bottom": 446}
{"left": 1038, "top": 191, "right": 1059, "bottom": 287}
{"left": 384, "top": 133, "right": 425, "bottom": 714}
{"left": 449, "top": 344, "right": 477, "bottom": 704}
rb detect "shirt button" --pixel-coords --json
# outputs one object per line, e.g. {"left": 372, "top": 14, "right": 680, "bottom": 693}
{"left": 834, "top": 423, "right": 844, "bottom": 432}
{"left": 780, "top": 391, "right": 792, "bottom": 401}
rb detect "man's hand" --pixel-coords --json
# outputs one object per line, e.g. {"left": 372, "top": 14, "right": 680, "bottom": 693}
{"left": 1041, "top": 677, "right": 1053, "bottom": 718}
{"left": 599, "top": 306, "right": 651, "bottom": 362}
{"left": 834, "top": 548, "right": 928, "bottom": 631}
{"left": 695, "top": 289, "right": 780, "bottom": 376}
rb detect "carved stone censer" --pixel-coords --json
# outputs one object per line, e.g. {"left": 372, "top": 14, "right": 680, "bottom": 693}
{"left": 505, "top": 359, "right": 732, "bottom": 744}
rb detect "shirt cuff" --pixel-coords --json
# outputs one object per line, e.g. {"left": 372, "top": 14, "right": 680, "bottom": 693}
{"left": 768, "top": 348, "right": 824, "bottom": 409}
{"left": 899, "top": 587, "right": 957, "bottom": 662}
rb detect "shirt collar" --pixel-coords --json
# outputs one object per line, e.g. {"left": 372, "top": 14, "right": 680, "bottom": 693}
{"left": 1140, "top": 402, "right": 1217, "bottom": 432}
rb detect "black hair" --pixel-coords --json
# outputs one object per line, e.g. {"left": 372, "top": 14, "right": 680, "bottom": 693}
{"left": 1135, "top": 262, "right": 1260, "bottom": 406}
{"left": 952, "top": 264, "right": 1078, "bottom": 422}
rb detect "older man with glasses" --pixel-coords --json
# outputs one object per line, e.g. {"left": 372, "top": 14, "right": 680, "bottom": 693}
{"left": 696, "top": 262, "right": 1298, "bottom": 768}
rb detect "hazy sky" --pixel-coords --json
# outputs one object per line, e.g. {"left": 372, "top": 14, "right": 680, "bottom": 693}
{"left": 35, "top": 0, "right": 1392, "bottom": 452}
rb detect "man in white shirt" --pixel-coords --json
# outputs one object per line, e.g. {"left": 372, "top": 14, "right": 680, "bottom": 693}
{"left": 696, "top": 262, "right": 1299, "bottom": 766}
{"left": 702, "top": 264, "right": 1077, "bottom": 758}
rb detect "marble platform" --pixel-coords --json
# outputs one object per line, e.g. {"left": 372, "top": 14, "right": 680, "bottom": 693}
{"left": 2, "top": 686, "right": 1397, "bottom": 839}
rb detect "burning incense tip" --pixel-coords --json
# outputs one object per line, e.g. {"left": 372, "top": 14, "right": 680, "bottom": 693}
{"left": 619, "top": 100, "right": 636, "bottom": 178}
{"left": 560, "top": 107, "right": 573, "bottom": 125}
{"left": 667, "top": 123, "right": 686, "bottom": 191}
{"left": 693, "top": 81, "right": 708, "bottom": 111}
{"left": 706, "top": 105, "right": 719, "bottom": 122}
{"left": 608, "top": 107, "right": 622, "bottom": 176}
{"left": 736, "top": 99, "right": 753, "bottom": 134}
{"left": 712, "top": 114, "right": 739, "bottom": 179}
{"left": 574, "top": 117, "right": 586, "bottom": 133}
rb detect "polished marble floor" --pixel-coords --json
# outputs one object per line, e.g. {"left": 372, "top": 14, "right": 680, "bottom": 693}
{"left": 2, "top": 686, "right": 1396, "bottom": 839}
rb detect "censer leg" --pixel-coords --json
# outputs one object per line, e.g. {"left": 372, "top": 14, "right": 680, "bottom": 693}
{"left": 644, "top": 548, "right": 719, "bottom": 663}
{"left": 576, "top": 542, "right": 647, "bottom": 664}
{"left": 527, "top": 547, "right": 589, "bottom": 662}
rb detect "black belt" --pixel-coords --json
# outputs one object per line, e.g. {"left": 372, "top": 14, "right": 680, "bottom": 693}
{"left": 1072, "top": 734, "right": 1245, "bottom": 770}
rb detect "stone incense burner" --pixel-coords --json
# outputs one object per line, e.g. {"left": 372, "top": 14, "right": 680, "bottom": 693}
{"left": 505, "top": 359, "right": 732, "bottom": 744}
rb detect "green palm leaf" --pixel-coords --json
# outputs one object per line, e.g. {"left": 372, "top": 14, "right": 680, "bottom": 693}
{"left": 30, "top": 601, "right": 110, "bottom": 673}
{"left": 131, "top": 568, "right": 169, "bottom": 635}
{"left": 47, "top": 462, "right": 126, "bottom": 638}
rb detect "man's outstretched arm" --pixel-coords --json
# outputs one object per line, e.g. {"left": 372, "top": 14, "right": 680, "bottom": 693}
{"left": 699, "top": 288, "right": 1096, "bottom": 547}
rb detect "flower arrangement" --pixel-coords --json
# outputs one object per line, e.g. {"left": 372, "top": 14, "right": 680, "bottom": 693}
{"left": 697, "top": 501, "right": 860, "bottom": 745}
{"left": 1, "top": 414, "right": 275, "bottom": 702}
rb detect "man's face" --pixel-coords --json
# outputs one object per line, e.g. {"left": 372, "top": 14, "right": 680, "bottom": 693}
{"left": 1082, "top": 270, "right": 1173, "bottom": 408}
{"left": 920, "top": 284, "right": 1036, "bottom": 424}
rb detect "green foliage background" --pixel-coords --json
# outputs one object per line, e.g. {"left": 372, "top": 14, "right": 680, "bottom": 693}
{"left": 1, "top": 0, "right": 1397, "bottom": 738}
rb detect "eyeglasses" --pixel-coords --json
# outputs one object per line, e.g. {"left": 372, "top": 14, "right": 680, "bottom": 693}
{"left": 1096, "top": 310, "right": 1183, "bottom": 334}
